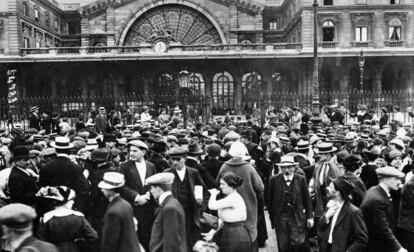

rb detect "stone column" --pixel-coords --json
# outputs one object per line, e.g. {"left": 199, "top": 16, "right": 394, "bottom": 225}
{"left": 301, "top": 10, "right": 313, "bottom": 49}
{"left": 229, "top": 5, "right": 238, "bottom": 44}
{"left": 255, "top": 13, "right": 263, "bottom": 43}
{"left": 106, "top": 7, "right": 116, "bottom": 46}
{"left": 80, "top": 17, "right": 90, "bottom": 47}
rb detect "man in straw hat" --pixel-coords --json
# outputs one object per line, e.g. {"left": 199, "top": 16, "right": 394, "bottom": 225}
{"left": 268, "top": 155, "right": 314, "bottom": 252}
{"left": 98, "top": 172, "right": 143, "bottom": 252}
{"left": 318, "top": 176, "right": 368, "bottom": 252}
{"left": 146, "top": 172, "right": 187, "bottom": 252}
{"left": 361, "top": 166, "right": 407, "bottom": 252}
{"left": 29, "top": 106, "right": 41, "bottom": 131}
{"left": 118, "top": 139, "right": 157, "bottom": 251}
{"left": 0, "top": 203, "right": 58, "bottom": 252}
{"left": 40, "top": 136, "right": 90, "bottom": 213}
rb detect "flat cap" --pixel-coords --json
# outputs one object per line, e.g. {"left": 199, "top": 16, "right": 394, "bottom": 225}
{"left": 167, "top": 146, "right": 189, "bottom": 157}
{"left": 167, "top": 135, "right": 178, "bottom": 143}
{"left": 207, "top": 143, "right": 221, "bottom": 157}
{"left": 0, "top": 203, "right": 36, "bottom": 229}
{"left": 145, "top": 172, "right": 175, "bottom": 186}
{"left": 376, "top": 166, "right": 405, "bottom": 179}
{"left": 128, "top": 140, "right": 148, "bottom": 150}
{"left": 40, "top": 148, "right": 57, "bottom": 157}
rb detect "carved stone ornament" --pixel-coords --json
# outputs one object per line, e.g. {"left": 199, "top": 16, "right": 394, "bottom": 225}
{"left": 350, "top": 12, "right": 374, "bottom": 26}
{"left": 317, "top": 13, "right": 341, "bottom": 26}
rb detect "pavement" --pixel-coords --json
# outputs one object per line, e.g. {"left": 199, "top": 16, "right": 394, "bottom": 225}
{"left": 259, "top": 211, "right": 278, "bottom": 252}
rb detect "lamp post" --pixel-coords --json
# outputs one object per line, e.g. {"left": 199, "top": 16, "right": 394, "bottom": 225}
{"left": 178, "top": 69, "right": 190, "bottom": 129}
{"left": 358, "top": 49, "right": 365, "bottom": 92}
{"left": 312, "top": 0, "right": 320, "bottom": 115}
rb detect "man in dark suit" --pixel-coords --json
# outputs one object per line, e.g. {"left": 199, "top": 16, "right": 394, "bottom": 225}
{"left": 99, "top": 172, "right": 142, "bottom": 252}
{"left": 318, "top": 176, "right": 368, "bottom": 252}
{"left": 397, "top": 175, "right": 414, "bottom": 251}
{"left": 201, "top": 143, "right": 223, "bottom": 179}
{"left": 361, "top": 166, "right": 407, "bottom": 252}
{"left": 8, "top": 146, "right": 38, "bottom": 207}
{"left": 268, "top": 155, "right": 314, "bottom": 252}
{"left": 28, "top": 106, "right": 41, "bottom": 131}
{"left": 146, "top": 172, "right": 187, "bottom": 252}
{"left": 165, "top": 146, "right": 209, "bottom": 250}
{"left": 148, "top": 139, "right": 170, "bottom": 173}
{"left": 185, "top": 141, "right": 218, "bottom": 189}
{"left": 119, "top": 140, "right": 157, "bottom": 251}
{"left": 39, "top": 137, "right": 90, "bottom": 213}
{"left": 0, "top": 203, "right": 58, "bottom": 252}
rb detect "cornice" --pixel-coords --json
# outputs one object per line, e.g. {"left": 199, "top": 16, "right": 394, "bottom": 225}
{"left": 32, "top": 0, "right": 64, "bottom": 15}
{"left": 303, "top": 4, "right": 414, "bottom": 12}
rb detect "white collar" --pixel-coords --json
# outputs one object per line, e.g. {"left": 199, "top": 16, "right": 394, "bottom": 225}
{"left": 284, "top": 173, "right": 294, "bottom": 181}
{"left": 57, "top": 153, "right": 69, "bottom": 158}
{"left": 43, "top": 207, "right": 84, "bottom": 223}
{"left": 379, "top": 183, "right": 391, "bottom": 198}
{"left": 186, "top": 156, "right": 199, "bottom": 163}
{"left": 159, "top": 191, "right": 172, "bottom": 205}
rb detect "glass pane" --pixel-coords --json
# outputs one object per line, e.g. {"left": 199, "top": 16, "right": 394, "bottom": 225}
{"left": 361, "top": 27, "right": 368, "bottom": 41}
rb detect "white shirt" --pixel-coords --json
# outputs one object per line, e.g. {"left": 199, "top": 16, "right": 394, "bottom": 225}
{"left": 208, "top": 191, "right": 247, "bottom": 223}
{"left": 135, "top": 160, "right": 147, "bottom": 185}
{"left": 319, "top": 162, "right": 329, "bottom": 185}
{"left": 159, "top": 191, "right": 172, "bottom": 205}
{"left": 0, "top": 168, "right": 11, "bottom": 199}
{"left": 328, "top": 201, "right": 345, "bottom": 244}
{"left": 140, "top": 112, "right": 151, "bottom": 122}
{"left": 176, "top": 168, "right": 186, "bottom": 182}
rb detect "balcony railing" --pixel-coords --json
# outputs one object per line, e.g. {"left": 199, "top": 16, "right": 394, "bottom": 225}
{"left": 18, "top": 43, "right": 303, "bottom": 56}
{"left": 351, "top": 41, "right": 372, "bottom": 48}
{"left": 384, "top": 40, "right": 406, "bottom": 47}
{"left": 318, "top": 41, "right": 340, "bottom": 48}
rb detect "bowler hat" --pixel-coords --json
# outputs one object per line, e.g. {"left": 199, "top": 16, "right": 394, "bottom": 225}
{"left": 333, "top": 176, "right": 355, "bottom": 197}
{"left": 152, "top": 140, "right": 168, "bottom": 153}
{"left": 12, "top": 146, "right": 30, "bottom": 160}
{"left": 188, "top": 141, "right": 203, "bottom": 155}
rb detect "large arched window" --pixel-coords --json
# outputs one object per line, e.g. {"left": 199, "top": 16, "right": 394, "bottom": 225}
{"left": 322, "top": 20, "right": 335, "bottom": 41}
{"left": 212, "top": 72, "right": 234, "bottom": 111}
{"left": 242, "top": 71, "right": 262, "bottom": 113}
{"left": 189, "top": 73, "right": 205, "bottom": 95}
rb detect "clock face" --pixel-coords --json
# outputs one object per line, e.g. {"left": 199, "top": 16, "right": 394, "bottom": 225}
{"left": 153, "top": 41, "right": 167, "bottom": 53}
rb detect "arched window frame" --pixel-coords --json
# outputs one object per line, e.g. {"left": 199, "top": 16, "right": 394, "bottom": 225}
{"left": 212, "top": 71, "right": 234, "bottom": 110}
{"left": 188, "top": 72, "right": 205, "bottom": 95}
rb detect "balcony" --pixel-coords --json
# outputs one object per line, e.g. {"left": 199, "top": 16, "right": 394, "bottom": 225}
{"left": 318, "top": 41, "right": 340, "bottom": 48}
{"left": 18, "top": 43, "right": 303, "bottom": 56}
{"left": 384, "top": 40, "right": 407, "bottom": 47}
{"left": 351, "top": 41, "right": 373, "bottom": 48}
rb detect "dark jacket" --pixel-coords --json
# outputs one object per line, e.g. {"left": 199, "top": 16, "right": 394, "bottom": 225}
{"left": 29, "top": 113, "right": 41, "bottom": 130}
{"left": 268, "top": 173, "right": 313, "bottom": 229}
{"left": 361, "top": 185, "right": 402, "bottom": 252}
{"left": 8, "top": 167, "right": 38, "bottom": 206}
{"left": 148, "top": 153, "right": 169, "bottom": 173}
{"left": 343, "top": 172, "right": 366, "bottom": 207}
{"left": 201, "top": 158, "right": 223, "bottom": 180}
{"left": 101, "top": 196, "right": 142, "bottom": 252}
{"left": 164, "top": 166, "right": 209, "bottom": 228}
{"left": 40, "top": 156, "right": 90, "bottom": 213}
{"left": 318, "top": 201, "right": 368, "bottom": 252}
{"left": 397, "top": 176, "right": 414, "bottom": 232}
{"left": 185, "top": 158, "right": 218, "bottom": 189}
{"left": 150, "top": 194, "right": 187, "bottom": 252}
{"left": 15, "top": 236, "right": 58, "bottom": 252}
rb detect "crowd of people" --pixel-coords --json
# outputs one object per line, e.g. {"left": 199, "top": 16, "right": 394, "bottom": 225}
{"left": 0, "top": 102, "right": 413, "bottom": 252}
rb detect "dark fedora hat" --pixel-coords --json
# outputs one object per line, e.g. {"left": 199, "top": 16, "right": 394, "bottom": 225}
{"left": 152, "top": 140, "right": 168, "bottom": 154}
{"left": 12, "top": 146, "right": 30, "bottom": 160}
{"left": 188, "top": 141, "right": 203, "bottom": 155}
{"left": 333, "top": 176, "right": 355, "bottom": 197}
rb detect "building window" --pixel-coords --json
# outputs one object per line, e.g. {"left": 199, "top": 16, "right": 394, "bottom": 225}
{"left": 54, "top": 20, "right": 59, "bottom": 32}
{"left": 242, "top": 71, "right": 262, "bottom": 113}
{"left": 390, "top": 0, "right": 400, "bottom": 4}
{"left": 45, "top": 14, "right": 50, "bottom": 27}
{"left": 22, "top": 2, "right": 29, "bottom": 16}
{"left": 24, "top": 37, "right": 30, "bottom": 48}
{"left": 34, "top": 8, "right": 39, "bottom": 21}
{"left": 35, "top": 41, "right": 40, "bottom": 48}
{"left": 212, "top": 72, "right": 234, "bottom": 112}
{"left": 188, "top": 73, "right": 205, "bottom": 95}
{"left": 322, "top": 20, "right": 335, "bottom": 41}
{"left": 324, "top": 0, "right": 333, "bottom": 5}
{"left": 269, "top": 18, "right": 278, "bottom": 30}
{"left": 355, "top": 26, "right": 368, "bottom": 41}
{"left": 389, "top": 19, "right": 401, "bottom": 40}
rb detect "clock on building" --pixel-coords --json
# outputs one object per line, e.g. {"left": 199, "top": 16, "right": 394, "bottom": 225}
{"left": 153, "top": 40, "right": 168, "bottom": 53}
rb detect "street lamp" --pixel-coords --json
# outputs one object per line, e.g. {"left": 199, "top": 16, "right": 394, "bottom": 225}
{"left": 358, "top": 49, "right": 365, "bottom": 92}
{"left": 178, "top": 69, "right": 190, "bottom": 129}
{"left": 312, "top": 0, "right": 320, "bottom": 115}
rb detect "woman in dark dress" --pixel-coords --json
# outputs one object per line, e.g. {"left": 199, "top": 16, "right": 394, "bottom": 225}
{"left": 37, "top": 186, "right": 98, "bottom": 252}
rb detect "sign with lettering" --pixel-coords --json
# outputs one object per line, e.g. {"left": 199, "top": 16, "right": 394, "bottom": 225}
{"left": 7, "top": 69, "right": 17, "bottom": 104}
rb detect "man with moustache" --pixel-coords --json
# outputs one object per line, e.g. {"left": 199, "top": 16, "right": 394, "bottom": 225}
{"left": 164, "top": 146, "right": 208, "bottom": 250}
{"left": 318, "top": 176, "right": 368, "bottom": 252}
{"left": 119, "top": 140, "right": 157, "bottom": 251}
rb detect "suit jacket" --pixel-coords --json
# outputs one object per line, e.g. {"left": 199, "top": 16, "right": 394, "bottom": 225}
{"left": 164, "top": 166, "right": 209, "bottom": 227}
{"left": 40, "top": 156, "right": 90, "bottom": 212}
{"left": 398, "top": 176, "right": 414, "bottom": 232}
{"left": 360, "top": 185, "right": 402, "bottom": 252}
{"left": 9, "top": 167, "right": 38, "bottom": 206}
{"left": 318, "top": 201, "right": 368, "bottom": 252}
{"left": 150, "top": 195, "right": 187, "bottom": 252}
{"left": 201, "top": 158, "right": 223, "bottom": 180}
{"left": 101, "top": 196, "right": 141, "bottom": 252}
{"left": 312, "top": 159, "right": 340, "bottom": 217}
{"left": 15, "top": 236, "right": 57, "bottom": 252}
{"left": 185, "top": 159, "right": 218, "bottom": 189}
{"left": 268, "top": 173, "right": 313, "bottom": 229}
{"left": 119, "top": 160, "right": 157, "bottom": 226}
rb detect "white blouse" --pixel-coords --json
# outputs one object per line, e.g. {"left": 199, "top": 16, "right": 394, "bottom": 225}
{"left": 208, "top": 191, "right": 247, "bottom": 223}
